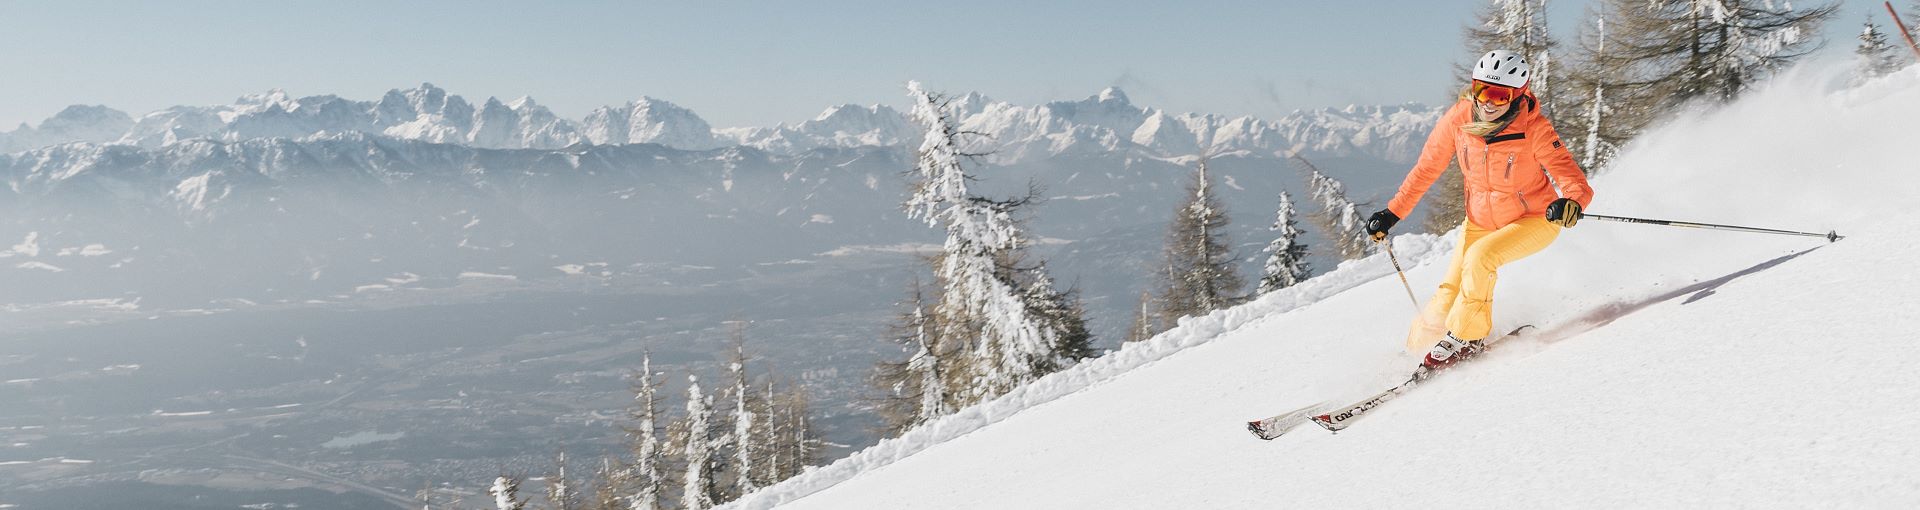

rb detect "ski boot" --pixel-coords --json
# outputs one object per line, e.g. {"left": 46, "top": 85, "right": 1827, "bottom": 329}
{"left": 1419, "top": 333, "right": 1484, "bottom": 372}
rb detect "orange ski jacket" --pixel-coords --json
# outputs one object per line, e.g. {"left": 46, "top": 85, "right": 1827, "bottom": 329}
{"left": 1386, "top": 94, "right": 1594, "bottom": 230}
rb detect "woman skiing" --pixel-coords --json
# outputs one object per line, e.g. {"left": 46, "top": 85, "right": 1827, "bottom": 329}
{"left": 1363, "top": 50, "right": 1593, "bottom": 370}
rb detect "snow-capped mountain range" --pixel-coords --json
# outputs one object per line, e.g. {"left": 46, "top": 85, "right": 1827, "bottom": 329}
{"left": 0, "top": 83, "right": 1439, "bottom": 164}
{"left": 0, "top": 83, "right": 1448, "bottom": 345}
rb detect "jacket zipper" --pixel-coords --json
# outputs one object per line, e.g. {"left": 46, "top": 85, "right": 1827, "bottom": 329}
{"left": 1482, "top": 142, "right": 1492, "bottom": 188}
{"left": 1504, "top": 154, "right": 1515, "bottom": 179}
{"left": 1516, "top": 190, "right": 1529, "bottom": 210}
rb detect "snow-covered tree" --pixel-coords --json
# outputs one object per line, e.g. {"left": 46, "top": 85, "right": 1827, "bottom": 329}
{"left": 679, "top": 375, "right": 720, "bottom": 510}
{"left": 726, "top": 332, "right": 761, "bottom": 498}
{"left": 490, "top": 475, "right": 527, "bottom": 510}
{"left": 1019, "top": 270, "right": 1096, "bottom": 365}
{"left": 1857, "top": 19, "right": 1905, "bottom": 82}
{"left": 1157, "top": 157, "right": 1245, "bottom": 324}
{"left": 623, "top": 354, "right": 664, "bottom": 510}
{"left": 903, "top": 81, "right": 1085, "bottom": 403}
{"left": 1291, "top": 153, "right": 1373, "bottom": 260}
{"left": 1910, "top": 0, "right": 1920, "bottom": 34}
{"left": 1260, "top": 191, "right": 1312, "bottom": 294}
{"left": 904, "top": 303, "right": 948, "bottom": 426}
{"left": 872, "top": 280, "right": 954, "bottom": 436}
{"left": 546, "top": 451, "right": 577, "bottom": 510}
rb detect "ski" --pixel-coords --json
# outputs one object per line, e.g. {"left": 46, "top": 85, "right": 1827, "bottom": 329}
{"left": 1310, "top": 325, "right": 1535, "bottom": 433}
{"left": 1310, "top": 372, "right": 1425, "bottom": 432}
{"left": 1246, "top": 400, "right": 1331, "bottom": 440}
{"left": 1245, "top": 325, "right": 1536, "bottom": 440}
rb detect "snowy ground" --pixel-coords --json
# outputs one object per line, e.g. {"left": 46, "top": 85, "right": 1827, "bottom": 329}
{"left": 727, "top": 63, "right": 1920, "bottom": 509}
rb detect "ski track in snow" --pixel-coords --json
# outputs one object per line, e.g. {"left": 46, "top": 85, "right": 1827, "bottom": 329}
{"left": 728, "top": 63, "right": 1920, "bottom": 509}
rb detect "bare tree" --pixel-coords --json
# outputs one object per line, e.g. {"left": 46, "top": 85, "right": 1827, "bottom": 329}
{"left": 1592, "top": 0, "right": 1837, "bottom": 108}
{"left": 586, "top": 457, "right": 635, "bottom": 510}
{"left": 1560, "top": 15, "right": 1637, "bottom": 173}
{"left": 1124, "top": 291, "right": 1158, "bottom": 344}
{"left": 774, "top": 383, "right": 822, "bottom": 479}
{"left": 1156, "top": 156, "right": 1245, "bottom": 324}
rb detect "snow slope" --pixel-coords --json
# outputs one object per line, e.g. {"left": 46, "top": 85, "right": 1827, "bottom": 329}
{"left": 729, "top": 63, "right": 1920, "bottom": 508}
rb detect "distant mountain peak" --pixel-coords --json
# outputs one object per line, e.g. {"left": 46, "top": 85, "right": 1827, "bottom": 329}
{"left": 0, "top": 84, "right": 1436, "bottom": 165}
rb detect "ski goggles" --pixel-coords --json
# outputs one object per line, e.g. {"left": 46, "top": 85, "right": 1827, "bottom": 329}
{"left": 1470, "top": 80, "right": 1521, "bottom": 107}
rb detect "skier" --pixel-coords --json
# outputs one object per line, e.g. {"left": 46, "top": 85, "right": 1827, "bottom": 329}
{"left": 1363, "top": 50, "right": 1593, "bottom": 371}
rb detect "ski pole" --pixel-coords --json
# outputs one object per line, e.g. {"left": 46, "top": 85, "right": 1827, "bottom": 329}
{"left": 1377, "top": 236, "right": 1420, "bottom": 311}
{"left": 1580, "top": 213, "right": 1844, "bottom": 242}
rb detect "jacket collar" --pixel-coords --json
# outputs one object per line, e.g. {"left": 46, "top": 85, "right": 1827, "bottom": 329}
{"left": 1479, "top": 94, "right": 1536, "bottom": 142}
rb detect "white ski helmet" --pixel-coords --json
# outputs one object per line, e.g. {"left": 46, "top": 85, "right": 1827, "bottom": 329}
{"left": 1472, "top": 50, "right": 1530, "bottom": 88}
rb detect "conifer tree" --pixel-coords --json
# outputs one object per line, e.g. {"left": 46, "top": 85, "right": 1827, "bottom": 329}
{"left": 622, "top": 353, "right": 665, "bottom": 510}
{"left": 725, "top": 327, "right": 761, "bottom": 499}
{"left": 903, "top": 81, "right": 1086, "bottom": 404}
{"left": 1911, "top": 0, "right": 1920, "bottom": 35}
{"left": 1857, "top": 19, "right": 1905, "bottom": 81}
{"left": 1290, "top": 153, "right": 1373, "bottom": 260}
{"left": 1156, "top": 157, "right": 1244, "bottom": 324}
{"left": 1259, "top": 191, "right": 1312, "bottom": 294}
{"left": 872, "top": 279, "right": 953, "bottom": 436}
{"left": 490, "top": 476, "right": 527, "bottom": 510}
{"left": 1019, "top": 271, "right": 1096, "bottom": 365}
{"left": 546, "top": 451, "right": 577, "bottom": 510}
{"left": 679, "top": 375, "right": 720, "bottom": 510}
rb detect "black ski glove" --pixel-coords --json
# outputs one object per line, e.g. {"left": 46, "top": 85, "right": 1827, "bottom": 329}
{"left": 1546, "top": 198, "right": 1582, "bottom": 227}
{"left": 1365, "top": 209, "right": 1399, "bottom": 240}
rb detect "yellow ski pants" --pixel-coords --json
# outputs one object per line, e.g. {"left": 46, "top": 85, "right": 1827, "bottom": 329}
{"left": 1406, "top": 216, "right": 1561, "bottom": 353}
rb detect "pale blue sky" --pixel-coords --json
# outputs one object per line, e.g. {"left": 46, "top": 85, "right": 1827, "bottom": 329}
{"left": 0, "top": 1, "right": 1879, "bottom": 129}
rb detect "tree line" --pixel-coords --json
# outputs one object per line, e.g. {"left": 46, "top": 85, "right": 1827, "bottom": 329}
{"left": 430, "top": 326, "right": 823, "bottom": 510}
